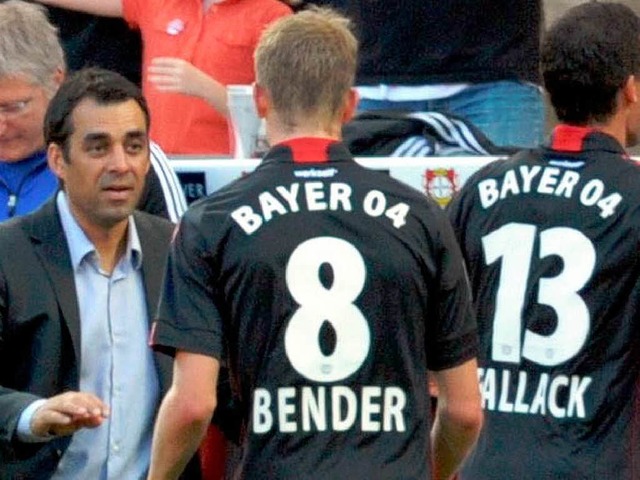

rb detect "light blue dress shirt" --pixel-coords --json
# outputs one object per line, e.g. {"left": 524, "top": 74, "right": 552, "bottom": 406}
{"left": 18, "top": 191, "right": 160, "bottom": 479}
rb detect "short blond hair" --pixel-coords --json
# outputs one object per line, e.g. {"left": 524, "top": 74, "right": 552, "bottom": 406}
{"left": 0, "top": 0, "right": 65, "bottom": 92}
{"left": 255, "top": 7, "right": 357, "bottom": 129}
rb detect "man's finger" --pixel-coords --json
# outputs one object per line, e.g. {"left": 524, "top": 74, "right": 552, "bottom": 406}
{"left": 47, "top": 392, "right": 110, "bottom": 418}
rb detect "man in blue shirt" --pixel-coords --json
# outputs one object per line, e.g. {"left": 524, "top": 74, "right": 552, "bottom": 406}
{"left": 0, "top": 0, "right": 186, "bottom": 222}
{"left": 0, "top": 61, "right": 199, "bottom": 480}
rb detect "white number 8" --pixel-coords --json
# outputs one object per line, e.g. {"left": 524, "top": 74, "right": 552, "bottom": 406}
{"left": 285, "top": 237, "right": 371, "bottom": 382}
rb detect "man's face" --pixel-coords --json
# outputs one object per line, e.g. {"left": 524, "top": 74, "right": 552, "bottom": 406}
{"left": 48, "top": 98, "right": 150, "bottom": 231}
{"left": 0, "top": 75, "right": 51, "bottom": 162}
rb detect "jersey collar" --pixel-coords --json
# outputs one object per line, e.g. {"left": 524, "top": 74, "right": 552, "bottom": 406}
{"left": 549, "top": 124, "right": 627, "bottom": 157}
{"left": 268, "top": 137, "right": 349, "bottom": 163}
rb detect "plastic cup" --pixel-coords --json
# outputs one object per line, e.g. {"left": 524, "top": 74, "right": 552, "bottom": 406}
{"left": 227, "top": 85, "right": 263, "bottom": 159}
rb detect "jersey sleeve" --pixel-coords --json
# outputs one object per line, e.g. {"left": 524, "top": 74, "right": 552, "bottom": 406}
{"left": 446, "top": 188, "right": 466, "bottom": 243}
{"left": 425, "top": 209, "right": 478, "bottom": 371}
{"left": 152, "top": 209, "right": 224, "bottom": 359}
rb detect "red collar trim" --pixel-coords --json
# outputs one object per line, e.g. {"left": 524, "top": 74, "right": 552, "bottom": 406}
{"left": 551, "top": 125, "right": 596, "bottom": 152}
{"left": 277, "top": 137, "right": 337, "bottom": 163}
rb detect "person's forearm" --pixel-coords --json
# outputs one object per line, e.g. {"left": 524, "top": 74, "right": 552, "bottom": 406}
{"left": 32, "top": 0, "right": 123, "bottom": 18}
{"left": 146, "top": 59, "right": 230, "bottom": 116}
{"left": 194, "top": 74, "right": 229, "bottom": 117}
{"left": 431, "top": 411, "right": 481, "bottom": 480}
{"left": 147, "top": 392, "right": 214, "bottom": 480}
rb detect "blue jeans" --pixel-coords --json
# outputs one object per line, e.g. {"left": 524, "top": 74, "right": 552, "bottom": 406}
{"left": 357, "top": 80, "right": 545, "bottom": 148}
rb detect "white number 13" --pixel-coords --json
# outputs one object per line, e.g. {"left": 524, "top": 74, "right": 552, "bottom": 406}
{"left": 482, "top": 223, "right": 595, "bottom": 366}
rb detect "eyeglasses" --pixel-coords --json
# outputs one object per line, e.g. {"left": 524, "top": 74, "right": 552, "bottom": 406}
{"left": 0, "top": 98, "right": 33, "bottom": 119}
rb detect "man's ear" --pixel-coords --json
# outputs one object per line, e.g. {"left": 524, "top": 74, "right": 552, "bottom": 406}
{"left": 253, "top": 83, "right": 270, "bottom": 119}
{"left": 341, "top": 88, "right": 359, "bottom": 124}
{"left": 623, "top": 75, "right": 638, "bottom": 104}
{"left": 52, "top": 67, "right": 65, "bottom": 90}
{"left": 47, "top": 142, "right": 66, "bottom": 183}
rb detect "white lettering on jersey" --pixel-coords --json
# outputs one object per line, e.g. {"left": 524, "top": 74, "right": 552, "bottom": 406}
{"left": 362, "top": 190, "right": 410, "bottom": 228}
{"left": 252, "top": 386, "right": 407, "bottom": 434}
{"left": 276, "top": 184, "right": 301, "bottom": 212}
{"left": 259, "top": 191, "right": 288, "bottom": 221}
{"left": 477, "top": 166, "right": 621, "bottom": 218}
{"left": 253, "top": 388, "right": 273, "bottom": 433}
{"left": 230, "top": 206, "right": 263, "bottom": 235}
{"left": 252, "top": 237, "right": 409, "bottom": 435}
{"left": 230, "top": 182, "right": 411, "bottom": 234}
{"left": 293, "top": 167, "right": 339, "bottom": 178}
{"left": 579, "top": 179, "right": 622, "bottom": 218}
{"left": 479, "top": 223, "right": 596, "bottom": 419}
{"left": 305, "top": 181, "right": 328, "bottom": 211}
{"left": 478, "top": 178, "right": 500, "bottom": 208}
{"left": 479, "top": 368, "right": 592, "bottom": 419}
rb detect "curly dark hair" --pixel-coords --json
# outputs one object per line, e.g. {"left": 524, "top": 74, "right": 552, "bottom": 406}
{"left": 542, "top": 1, "right": 640, "bottom": 125}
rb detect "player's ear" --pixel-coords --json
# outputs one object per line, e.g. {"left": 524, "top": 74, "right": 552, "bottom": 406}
{"left": 623, "top": 75, "right": 638, "bottom": 104}
{"left": 340, "top": 88, "right": 359, "bottom": 124}
{"left": 253, "top": 83, "right": 270, "bottom": 119}
{"left": 47, "top": 142, "right": 67, "bottom": 185}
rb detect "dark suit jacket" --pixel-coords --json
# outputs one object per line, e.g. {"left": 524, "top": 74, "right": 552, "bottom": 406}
{"left": 0, "top": 198, "right": 175, "bottom": 479}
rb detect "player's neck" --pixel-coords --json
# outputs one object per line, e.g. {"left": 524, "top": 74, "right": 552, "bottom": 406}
{"left": 266, "top": 118, "right": 342, "bottom": 146}
{"left": 589, "top": 114, "right": 628, "bottom": 148}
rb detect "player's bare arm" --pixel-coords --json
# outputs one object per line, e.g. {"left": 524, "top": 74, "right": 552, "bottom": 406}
{"left": 430, "top": 359, "right": 483, "bottom": 480}
{"left": 33, "top": 0, "right": 123, "bottom": 18}
{"left": 147, "top": 351, "right": 219, "bottom": 480}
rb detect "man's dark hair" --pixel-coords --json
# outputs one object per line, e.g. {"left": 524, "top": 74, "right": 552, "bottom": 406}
{"left": 44, "top": 67, "right": 150, "bottom": 159}
{"left": 542, "top": 1, "right": 640, "bottom": 125}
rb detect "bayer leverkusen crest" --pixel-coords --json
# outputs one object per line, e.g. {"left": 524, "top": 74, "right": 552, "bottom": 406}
{"left": 424, "top": 168, "right": 459, "bottom": 207}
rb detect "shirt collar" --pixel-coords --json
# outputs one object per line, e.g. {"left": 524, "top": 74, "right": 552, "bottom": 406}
{"left": 549, "top": 124, "right": 627, "bottom": 156}
{"left": 264, "top": 138, "right": 352, "bottom": 164}
{"left": 56, "top": 190, "right": 142, "bottom": 272}
{"left": 0, "top": 150, "right": 48, "bottom": 181}
{"left": 0, "top": 149, "right": 47, "bottom": 165}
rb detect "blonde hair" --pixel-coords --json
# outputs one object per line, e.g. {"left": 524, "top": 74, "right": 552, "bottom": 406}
{"left": 0, "top": 0, "right": 65, "bottom": 93}
{"left": 255, "top": 7, "right": 357, "bottom": 130}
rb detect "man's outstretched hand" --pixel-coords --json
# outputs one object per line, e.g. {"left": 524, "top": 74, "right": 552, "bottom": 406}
{"left": 30, "top": 391, "right": 109, "bottom": 437}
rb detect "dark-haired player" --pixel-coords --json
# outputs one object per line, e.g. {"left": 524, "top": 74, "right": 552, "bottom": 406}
{"left": 448, "top": 2, "right": 640, "bottom": 479}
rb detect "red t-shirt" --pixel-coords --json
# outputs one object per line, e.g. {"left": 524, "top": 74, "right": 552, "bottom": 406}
{"left": 123, "top": 0, "right": 291, "bottom": 155}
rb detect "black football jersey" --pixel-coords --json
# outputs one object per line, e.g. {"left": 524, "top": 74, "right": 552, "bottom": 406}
{"left": 154, "top": 139, "right": 477, "bottom": 480}
{"left": 448, "top": 126, "right": 640, "bottom": 479}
